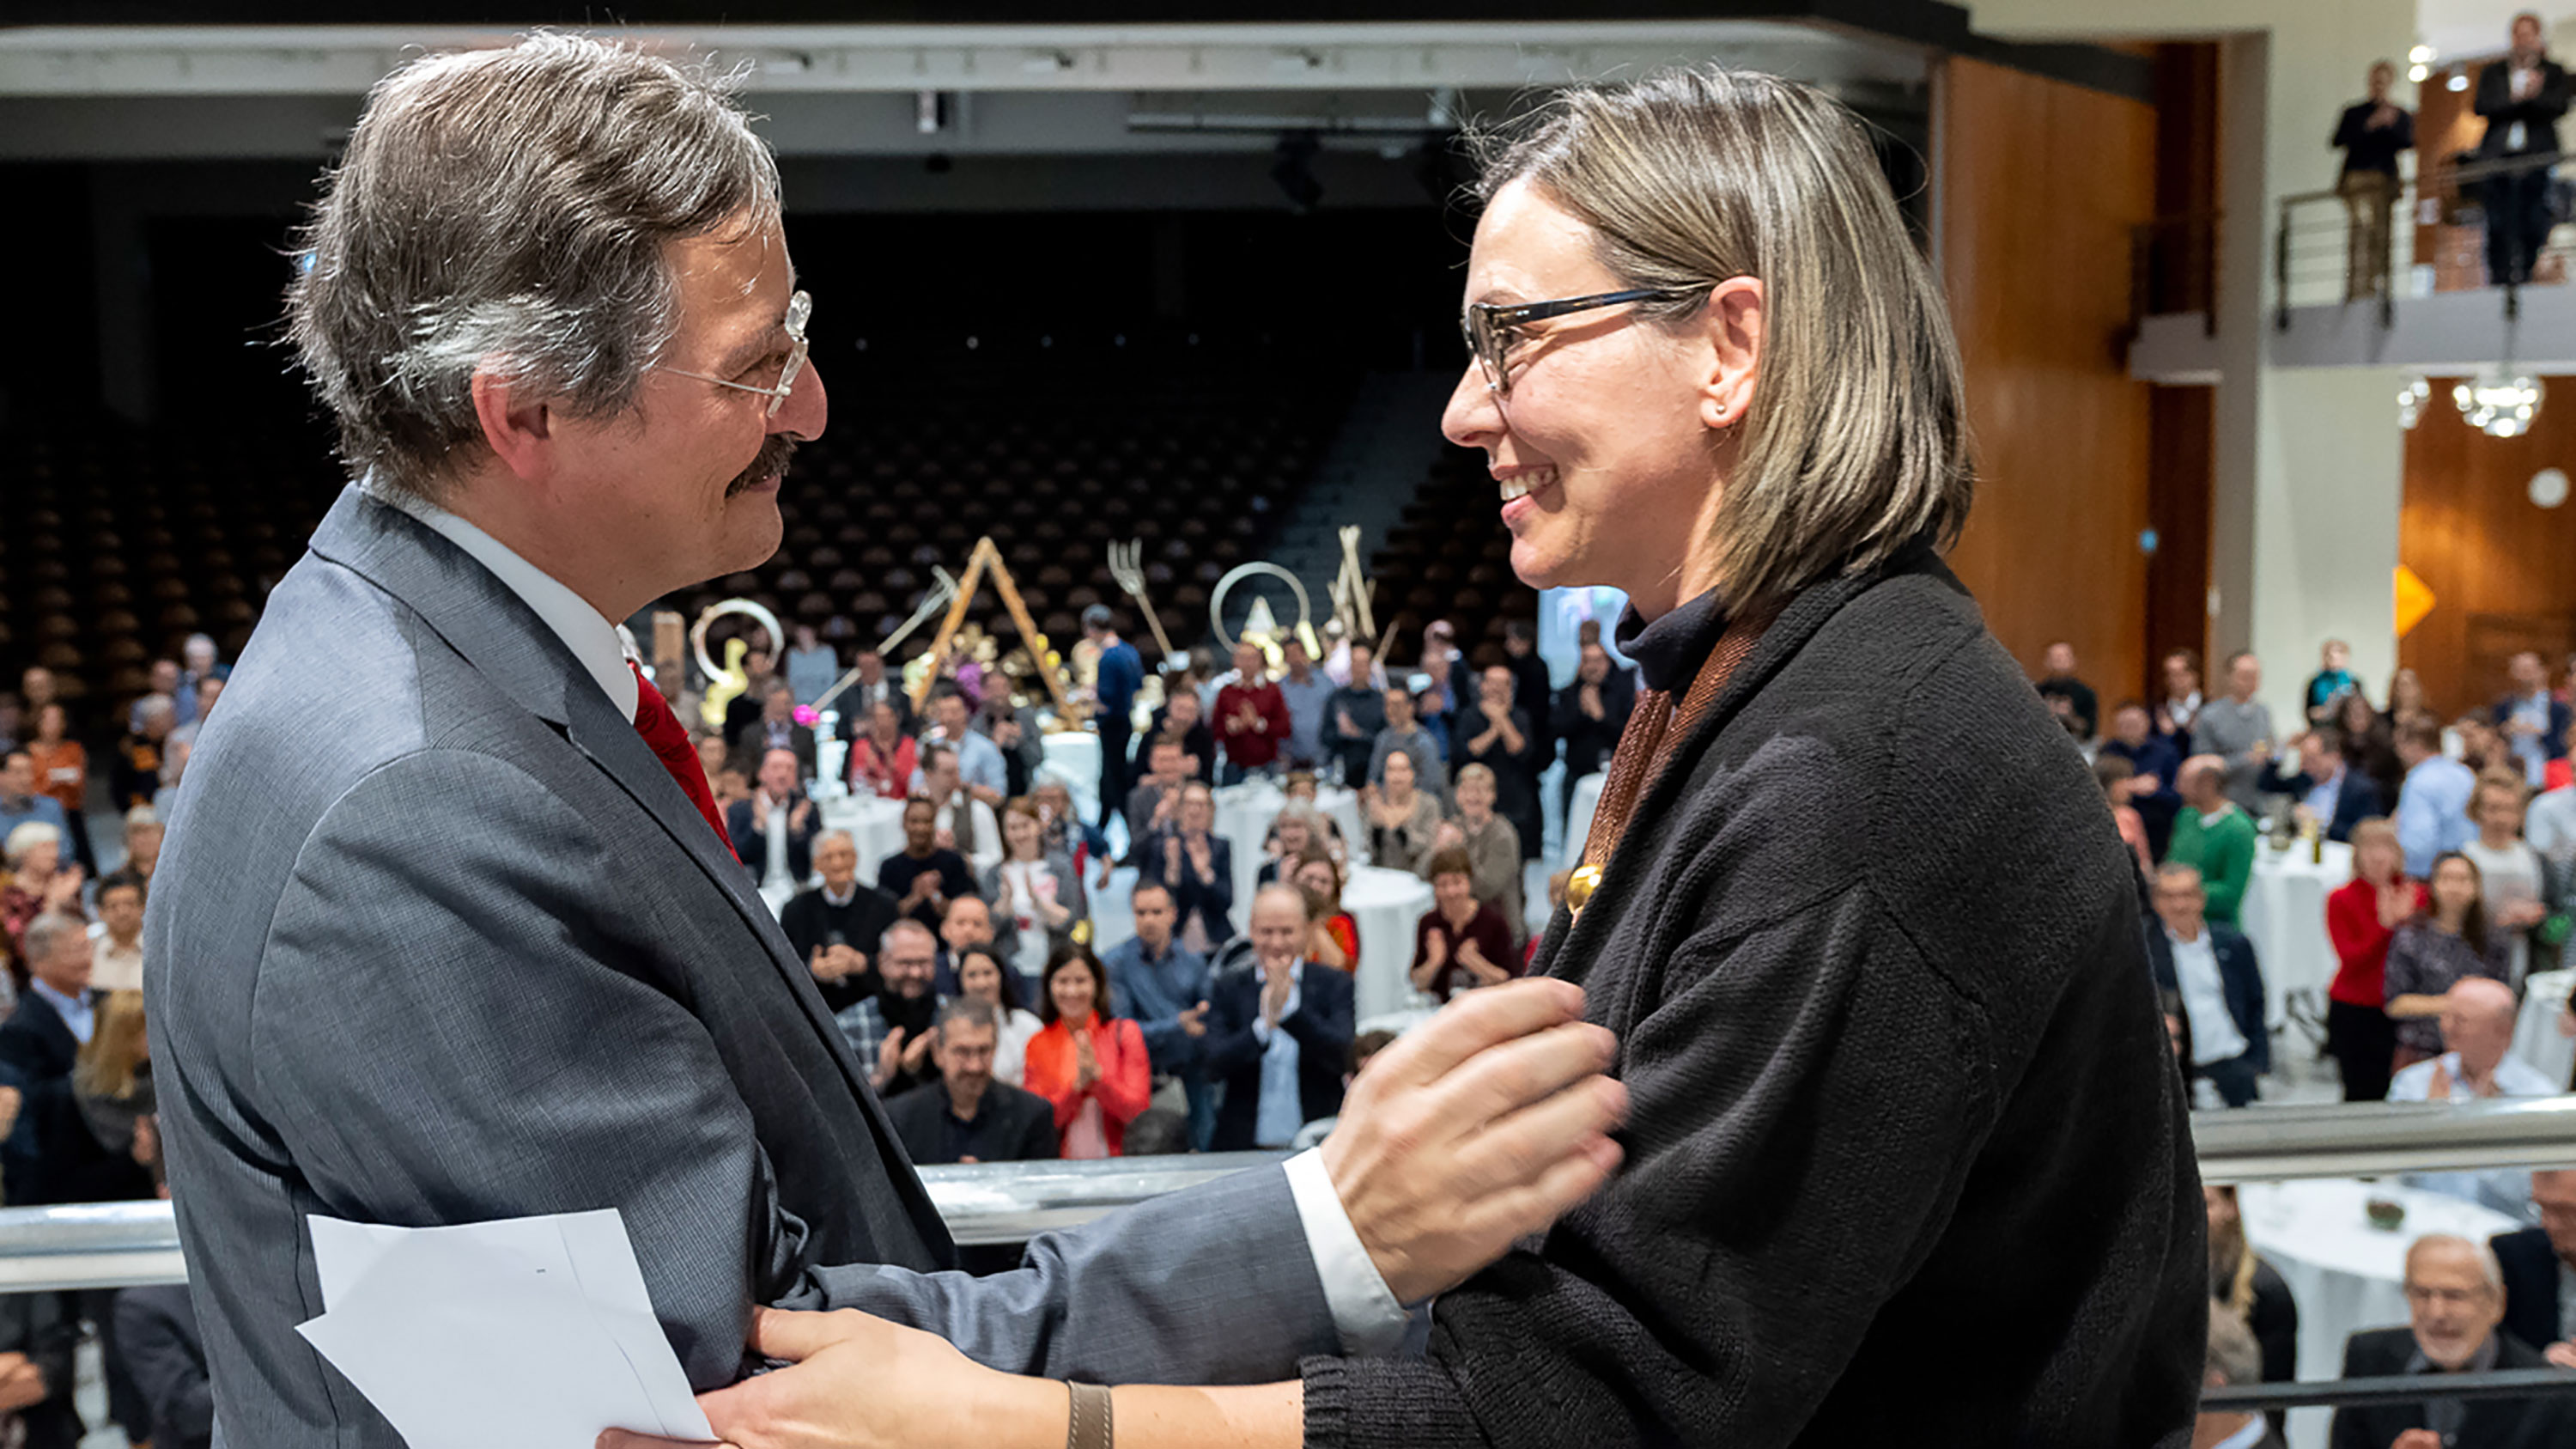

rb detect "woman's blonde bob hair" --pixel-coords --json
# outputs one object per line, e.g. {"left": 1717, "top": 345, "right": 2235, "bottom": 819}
{"left": 1471, "top": 65, "right": 1972, "bottom": 614}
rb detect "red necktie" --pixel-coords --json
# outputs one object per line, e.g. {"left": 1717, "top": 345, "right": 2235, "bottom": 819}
{"left": 628, "top": 661, "right": 735, "bottom": 857}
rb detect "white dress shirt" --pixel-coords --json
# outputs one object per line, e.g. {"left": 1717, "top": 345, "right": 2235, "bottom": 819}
{"left": 2390, "top": 1050, "right": 2563, "bottom": 1219}
{"left": 2165, "top": 927, "right": 2249, "bottom": 1066}
{"left": 368, "top": 483, "right": 1408, "bottom": 1349}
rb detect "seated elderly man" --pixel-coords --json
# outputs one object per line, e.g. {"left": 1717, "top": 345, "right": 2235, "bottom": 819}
{"left": 2196, "top": 1306, "right": 2285, "bottom": 1449}
{"left": 2389, "top": 979, "right": 2561, "bottom": 1221}
{"left": 2494, "top": 1169, "right": 2576, "bottom": 1370}
{"left": 2331, "top": 1234, "right": 2576, "bottom": 1448}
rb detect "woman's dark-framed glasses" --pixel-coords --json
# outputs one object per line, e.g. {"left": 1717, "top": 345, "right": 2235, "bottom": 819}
{"left": 1461, "top": 288, "right": 1684, "bottom": 397}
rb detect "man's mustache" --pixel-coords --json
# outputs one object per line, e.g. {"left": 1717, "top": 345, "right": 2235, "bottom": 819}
{"left": 727, "top": 435, "right": 799, "bottom": 497}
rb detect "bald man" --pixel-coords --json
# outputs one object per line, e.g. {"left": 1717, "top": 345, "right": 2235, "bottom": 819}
{"left": 2389, "top": 979, "right": 2561, "bottom": 1218}
{"left": 2167, "top": 755, "right": 2257, "bottom": 925}
{"left": 2331, "top": 1233, "right": 2576, "bottom": 1448}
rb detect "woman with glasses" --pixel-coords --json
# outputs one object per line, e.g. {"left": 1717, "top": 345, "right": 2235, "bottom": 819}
{"left": 608, "top": 63, "right": 2201, "bottom": 1449}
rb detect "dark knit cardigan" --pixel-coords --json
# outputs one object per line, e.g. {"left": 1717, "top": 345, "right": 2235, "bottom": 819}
{"left": 1302, "top": 545, "right": 2208, "bottom": 1447}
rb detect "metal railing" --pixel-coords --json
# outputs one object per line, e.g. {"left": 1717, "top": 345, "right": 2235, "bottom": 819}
{"left": 11, "top": 1100, "right": 2576, "bottom": 1293}
{"left": 2273, "top": 150, "right": 2570, "bottom": 326}
{"left": 11, "top": 1105, "right": 2576, "bottom": 1420}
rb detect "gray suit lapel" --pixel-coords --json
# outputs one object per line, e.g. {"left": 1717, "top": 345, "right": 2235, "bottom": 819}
{"left": 302, "top": 486, "right": 902, "bottom": 1121}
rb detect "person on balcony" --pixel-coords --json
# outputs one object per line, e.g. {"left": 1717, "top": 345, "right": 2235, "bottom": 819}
{"left": 2332, "top": 62, "right": 2413, "bottom": 301}
{"left": 2476, "top": 12, "right": 2572, "bottom": 286}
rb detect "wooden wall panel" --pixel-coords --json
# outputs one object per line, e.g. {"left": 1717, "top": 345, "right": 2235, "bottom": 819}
{"left": 2400, "top": 380, "right": 2576, "bottom": 715}
{"left": 1939, "top": 56, "right": 2162, "bottom": 703}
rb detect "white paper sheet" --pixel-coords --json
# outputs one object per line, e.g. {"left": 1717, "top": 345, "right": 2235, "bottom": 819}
{"left": 295, "top": 1209, "right": 714, "bottom": 1447}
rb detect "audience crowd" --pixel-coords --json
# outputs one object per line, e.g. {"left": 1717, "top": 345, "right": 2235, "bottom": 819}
{"left": 17, "top": 586, "right": 2576, "bottom": 1439}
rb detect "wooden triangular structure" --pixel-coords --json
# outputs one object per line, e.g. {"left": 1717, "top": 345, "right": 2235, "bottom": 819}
{"left": 908, "top": 536, "right": 1080, "bottom": 719}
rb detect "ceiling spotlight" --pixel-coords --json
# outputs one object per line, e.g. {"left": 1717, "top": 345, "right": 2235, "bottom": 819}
{"left": 2409, "top": 44, "right": 2434, "bottom": 64}
{"left": 2448, "top": 73, "right": 2471, "bottom": 92}
{"left": 2409, "top": 63, "right": 2431, "bottom": 83}
{"left": 2398, "top": 376, "right": 2431, "bottom": 429}
{"left": 2454, "top": 371, "right": 2544, "bottom": 437}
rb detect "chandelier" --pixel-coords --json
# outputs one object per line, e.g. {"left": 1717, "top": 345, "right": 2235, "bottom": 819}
{"left": 2398, "top": 377, "right": 2431, "bottom": 429}
{"left": 2453, "top": 372, "right": 2543, "bottom": 438}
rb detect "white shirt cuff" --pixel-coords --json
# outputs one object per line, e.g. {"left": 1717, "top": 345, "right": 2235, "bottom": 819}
{"left": 1281, "top": 1148, "right": 1410, "bottom": 1357}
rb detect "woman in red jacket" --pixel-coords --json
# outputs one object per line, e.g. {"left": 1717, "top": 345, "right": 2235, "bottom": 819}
{"left": 2324, "top": 817, "right": 2425, "bottom": 1101}
{"left": 1018, "top": 942, "right": 1151, "bottom": 1159}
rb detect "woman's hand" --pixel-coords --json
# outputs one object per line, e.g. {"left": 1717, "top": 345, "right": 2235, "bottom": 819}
{"left": 1073, "top": 1028, "right": 1101, "bottom": 1091}
{"left": 596, "top": 1308, "right": 1061, "bottom": 1449}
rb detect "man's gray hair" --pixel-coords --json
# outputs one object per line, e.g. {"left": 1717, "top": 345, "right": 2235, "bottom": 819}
{"left": 123, "top": 805, "right": 161, "bottom": 832}
{"left": 20, "top": 911, "right": 84, "bottom": 967}
{"left": 2405, "top": 1233, "right": 2505, "bottom": 1293}
{"left": 288, "top": 32, "right": 781, "bottom": 499}
{"left": 881, "top": 917, "right": 937, "bottom": 955}
{"left": 2204, "top": 1301, "right": 2262, "bottom": 1389}
{"left": 815, "top": 829, "right": 854, "bottom": 852}
{"left": 136, "top": 694, "right": 175, "bottom": 727}
{"left": 1470, "top": 66, "right": 1971, "bottom": 614}
{"left": 936, "top": 997, "right": 1000, "bottom": 1035}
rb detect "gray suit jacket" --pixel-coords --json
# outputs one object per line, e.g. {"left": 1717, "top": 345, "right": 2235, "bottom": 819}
{"left": 145, "top": 486, "right": 1336, "bottom": 1446}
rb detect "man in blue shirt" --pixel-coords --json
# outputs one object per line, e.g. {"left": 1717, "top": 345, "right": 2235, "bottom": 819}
{"left": 1085, "top": 606, "right": 1145, "bottom": 832}
{"left": 1274, "top": 638, "right": 1335, "bottom": 773}
{"left": 1102, "top": 880, "right": 1215, "bottom": 1151}
{"left": 0, "top": 752, "right": 70, "bottom": 844}
{"left": 2395, "top": 716, "right": 2478, "bottom": 877}
{"left": 914, "top": 687, "right": 1006, "bottom": 807}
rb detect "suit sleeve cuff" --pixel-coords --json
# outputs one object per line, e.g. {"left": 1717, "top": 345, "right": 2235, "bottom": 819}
{"left": 1282, "top": 1149, "right": 1410, "bottom": 1356}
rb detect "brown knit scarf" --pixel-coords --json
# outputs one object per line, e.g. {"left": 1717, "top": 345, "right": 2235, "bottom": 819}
{"left": 1574, "top": 606, "right": 1777, "bottom": 905}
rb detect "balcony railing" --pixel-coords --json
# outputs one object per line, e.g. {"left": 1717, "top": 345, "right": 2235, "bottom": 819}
{"left": 13, "top": 1101, "right": 2576, "bottom": 1417}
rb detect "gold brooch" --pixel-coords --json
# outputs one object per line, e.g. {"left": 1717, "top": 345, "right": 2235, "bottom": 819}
{"left": 1565, "top": 863, "right": 1603, "bottom": 919}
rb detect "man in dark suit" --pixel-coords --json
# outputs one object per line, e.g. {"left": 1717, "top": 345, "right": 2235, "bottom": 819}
{"left": 0, "top": 913, "right": 88, "bottom": 1095}
{"left": 731, "top": 677, "right": 817, "bottom": 781}
{"left": 2331, "top": 1234, "right": 2576, "bottom": 1448}
{"left": 2145, "top": 863, "right": 2269, "bottom": 1107}
{"left": 2257, "top": 728, "right": 2385, "bottom": 844}
{"left": 2476, "top": 13, "right": 2573, "bottom": 285}
{"left": 2494, "top": 1168, "right": 2576, "bottom": 1365}
{"left": 148, "top": 34, "right": 1623, "bottom": 1446}
{"left": 726, "top": 746, "right": 820, "bottom": 891}
{"left": 1207, "top": 885, "right": 1355, "bottom": 1151}
{"left": 1551, "top": 640, "right": 1634, "bottom": 819}
{"left": 884, "top": 999, "right": 1056, "bottom": 1168}
{"left": 116, "top": 1282, "right": 213, "bottom": 1449}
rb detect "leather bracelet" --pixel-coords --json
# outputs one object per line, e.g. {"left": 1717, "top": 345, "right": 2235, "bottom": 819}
{"left": 1066, "top": 1379, "right": 1114, "bottom": 1449}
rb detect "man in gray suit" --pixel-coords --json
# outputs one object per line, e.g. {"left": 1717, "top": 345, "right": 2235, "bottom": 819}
{"left": 144, "top": 33, "right": 1625, "bottom": 1447}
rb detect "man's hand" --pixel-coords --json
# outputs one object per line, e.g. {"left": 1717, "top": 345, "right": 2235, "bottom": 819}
{"left": 1261, "top": 965, "right": 1295, "bottom": 1028}
{"left": 1321, "top": 977, "right": 1626, "bottom": 1304}
{"left": 902, "top": 1026, "right": 938, "bottom": 1076}
{"left": 789, "top": 798, "right": 813, "bottom": 831}
{"left": 2391, "top": 1431, "right": 2445, "bottom": 1449}
{"left": 876, "top": 1027, "right": 908, "bottom": 1088}
{"left": 0, "top": 1351, "right": 43, "bottom": 1413}
{"left": 2427, "top": 1059, "right": 2452, "bottom": 1100}
{"left": 1178, "top": 1000, "right": 1210, "bottom": 1038}
{"left": 2547, "top": 1340, "right": 2576, "bottom": 1370}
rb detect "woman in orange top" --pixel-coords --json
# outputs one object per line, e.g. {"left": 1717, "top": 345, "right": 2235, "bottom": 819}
{"left": 24, "top": 704, "right": 94, "bottom": 873}
{"left": 1018, "top": 942, "right": 1151, "bottom": 1159}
